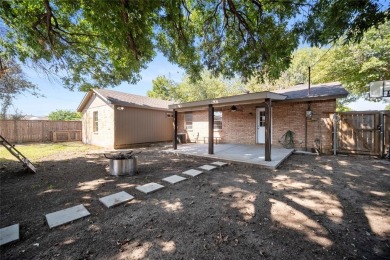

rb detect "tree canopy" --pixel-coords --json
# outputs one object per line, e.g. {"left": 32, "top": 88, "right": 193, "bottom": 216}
{"left": 313, "top": 21, "right": 390, "bottom": 96}
{"left": 149, "top": 19, "right": 390, "bottom": 107}
{"left": 48, "top": 109, "right": 81, "bottom": 120}
{"left": 0, "top": 57, "right": 39, "bottom": 118}
{"left": 245, "top": 21, "right": 390, "bottom": 98}
{"left": 1, "top": 0, "right": 388, "bottom": 91}
{"left": 147, "top": 71, "right": 244, "bottom": 102}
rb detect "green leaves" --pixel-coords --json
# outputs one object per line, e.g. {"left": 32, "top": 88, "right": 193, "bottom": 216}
{"left": 313, "top": 22, "right": 390, "bottom": 96}
{"left": 48, "top": 109, "right": 81, "bottom": 120}
{"left": 1, "top": 0, "right": 388, "bottom": 91}
{"left": 147, "top": 71, "right": 244, "bottom": 102}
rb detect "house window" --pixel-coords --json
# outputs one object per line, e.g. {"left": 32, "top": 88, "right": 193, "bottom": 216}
{"left": 93, "top": 111, "right": 98, "bottom": 132}
{"left": 185, "top": 112, "right": 193, "bottom": 130}
{"left": 214, "top": 111, "right": 222, "bottom": 130}
{"left": 259, "top": 110, "right": 265, "bottom": 127}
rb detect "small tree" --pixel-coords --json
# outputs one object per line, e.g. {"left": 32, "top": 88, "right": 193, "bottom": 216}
{"left": 48, "top": 110, "right": 81, "bottom": 121}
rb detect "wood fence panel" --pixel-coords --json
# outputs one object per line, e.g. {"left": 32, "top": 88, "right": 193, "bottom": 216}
{"left": 0, "top": 120, "right": 82, "bottom": 143}
{"left": 385, "top": 114, "right": 390, "bottom": 153}
{"left": 337, "top": 112, "right": 383, "bottom": 155}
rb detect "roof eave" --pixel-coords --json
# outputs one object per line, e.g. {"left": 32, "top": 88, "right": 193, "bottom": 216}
{"left": 113, "top": 102, "right": 170, "bottom": 111}
{"left": 169, "top": 92, "right": 287, "bottom": 110}
{"left": 275, "top": 94, "right": 349, "bottom": 103}
{"left": 76, "top": 91, "right": 93, "bottom": 112}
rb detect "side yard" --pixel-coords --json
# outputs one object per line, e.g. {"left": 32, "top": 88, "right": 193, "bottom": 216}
{"left": 0, "top": 143, "right": 389, "bottom": 259}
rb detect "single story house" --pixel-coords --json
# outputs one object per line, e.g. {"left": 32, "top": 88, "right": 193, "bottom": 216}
{"left": 169, "top": 82, "right": 348, "bottom": 160}
{"left": 77, "top": 89, "right": 173, "bottom": 149}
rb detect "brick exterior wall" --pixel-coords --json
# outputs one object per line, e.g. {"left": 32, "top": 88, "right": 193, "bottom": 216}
{"left": 272, "top": 100, "right": 335, "bottom": 153}
{"left": 177, "top": 99, "right": 336, "bottom": 153}
{"left": 222, "top": 105, "right": 257, "bottom": 144}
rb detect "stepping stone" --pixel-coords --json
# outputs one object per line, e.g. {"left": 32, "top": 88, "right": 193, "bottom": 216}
{"left": 45, "top": 204, "right": 90, "bottom": 229}
{"left": 0, "top": 224, "right": 19, "bottom": 246}
{"left": 99, "top": 191, "right": 134, "bottom": 208}
{"left": 199, "top": 164, "right": 217, "bottom": 171}
{"left": 136, "top": 182, "right": 164, "bottom": 194}
{"left": 162, "top": 175, "right": 187, "bottom": 184}
{"left": 211, "top": 161, "right": 228, "bottom": 167}
{"left": 182, "top": 169, "right": 203, "bottom": 177}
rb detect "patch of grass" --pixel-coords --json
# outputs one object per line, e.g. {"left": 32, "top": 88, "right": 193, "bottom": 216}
{"left": 0, "top": 142, "right": 99, "bottom": 162}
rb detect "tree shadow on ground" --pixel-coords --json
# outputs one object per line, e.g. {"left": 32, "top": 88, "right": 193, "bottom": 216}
{"left": 0, "top": 151, "right": 389, "bottom": 259}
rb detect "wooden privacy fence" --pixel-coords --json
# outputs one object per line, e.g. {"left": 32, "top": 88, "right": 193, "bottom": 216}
{"left": 0, "top": 120, "right": 82, "bottom": 143}
{"left": 336, "top": 111, "right": 390, "bottom": 156}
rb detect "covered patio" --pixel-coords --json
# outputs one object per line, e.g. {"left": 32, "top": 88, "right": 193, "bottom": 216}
{"left": 169, "top": 91, "right": 288, "bottom": 162}
{"left": 164, "top": 143, "right": 294, "bottom": 169}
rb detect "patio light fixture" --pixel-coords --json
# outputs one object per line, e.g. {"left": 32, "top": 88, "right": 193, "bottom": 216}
{"left": 230, "top": 105, "right": 237, "bottom": 112}
{"left": 117, "top": 106, "right": 124, "bottom": 110}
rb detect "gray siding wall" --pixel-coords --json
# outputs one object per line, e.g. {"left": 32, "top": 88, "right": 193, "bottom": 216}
{"left": 114, "top": 106, "right": 172, "bottom": 148}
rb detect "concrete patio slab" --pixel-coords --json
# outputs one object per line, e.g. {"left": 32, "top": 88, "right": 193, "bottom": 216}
{"left": 199, "top": 164, "right": 217, "bottom": 171}
{"left": 136, "top": 182, "right": 164, "bottom": 194}
{"left": 182, "top": 169, "right": 203, "bottom": 177}
{"left": 0, "top": 224, "right": 19, "bottom": 246}
{"left": 162, "top": 175, "right": 187, "bottom": 184}
{"left": 164, "top": 144, "right": 294, "bottom": 169}
{"left": 99, "top": 191, "right": 134, "bottom": 208}
{"left": 45, "top": 204, "right": 90, "bottom": 229}
{"left": 211, "top": 161, "right": 228, "bottom": 167}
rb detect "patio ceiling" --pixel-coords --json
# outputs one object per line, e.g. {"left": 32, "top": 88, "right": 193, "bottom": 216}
{"left": 169, "top": 91, "right": 287, "bottom": 111}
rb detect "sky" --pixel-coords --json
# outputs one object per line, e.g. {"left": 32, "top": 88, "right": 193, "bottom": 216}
{"left": 12, "top": 53, "right": 388, "bottom": 116}
{"left": 12, "top": 54, "right": 184, "bottom": 116}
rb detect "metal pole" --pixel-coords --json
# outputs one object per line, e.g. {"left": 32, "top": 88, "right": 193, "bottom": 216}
{"left": 173, "top": 109, "right": 177, "bottom": 150}
{"left": 380, "top": 112, "right": 384, "bottom": 158}
{"left": 208, "top": 104, "right": 214, "bottom": 154}
{"left": 265, "top": 98, "right": 272, "bottom": 161}
{"left": 308, "top": 66, "right": 311, "bottom": 95}
{"left": 333, "top": 113, "right": 337, "bottom": 155}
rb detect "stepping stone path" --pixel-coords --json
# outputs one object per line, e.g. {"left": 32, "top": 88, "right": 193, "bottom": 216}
{"left": 182, "top": 169, "right": 203, "bottom": 177}
{"left": 162, "top": 175, "right": 187, "bottom": 184}
{"left": 136, "top": 182, "right": 164, "bottom": 194}
{"left": 199, "top": 164, "right": 217, "bottom": 171}
{"left": 5, "top": 161, "right": 230, "bottom": 244}
{"left": 99, "top": 191, "right": 134, "bottom": 208}
{"left": 211, "top": 161, "right": 228, "bottom": 167}
{"left": 0, "top": 224, "right": 19, "bottom": 246}
{"left": 45, "top": 204, "right": 90, "bottom": 229}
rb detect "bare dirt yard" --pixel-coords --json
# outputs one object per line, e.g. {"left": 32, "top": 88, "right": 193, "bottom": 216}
{"left": 1, "top": 143, "right": 389, "bottom": 259}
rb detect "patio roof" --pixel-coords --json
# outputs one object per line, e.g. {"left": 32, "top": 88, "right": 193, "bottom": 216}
{"left": 169, "top": 91, "right": 287, "bottom": 111}
{"left": 169, "top": 81, "right": 348, "bottom": 111}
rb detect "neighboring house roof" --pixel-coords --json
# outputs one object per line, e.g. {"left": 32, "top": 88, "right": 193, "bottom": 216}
{"left": 24, "top": 115, "right": 49, "bottom": 120}
{"left": 77, "top": 89, "right": 173, "bottom": 112}
{"left": 273, "top": 82, "right": 348, "bottom": 101}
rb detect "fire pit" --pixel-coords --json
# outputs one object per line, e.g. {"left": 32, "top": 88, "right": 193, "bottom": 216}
{"left": 104, "top": 151, "right": 139, "bottom": 176}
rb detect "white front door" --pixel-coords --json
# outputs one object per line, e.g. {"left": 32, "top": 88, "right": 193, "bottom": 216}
{"left": 256, "top": 107, "right": 266, "bottom": 144}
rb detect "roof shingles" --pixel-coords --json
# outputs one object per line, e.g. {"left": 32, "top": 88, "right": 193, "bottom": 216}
{"left": 273, "top": 82, "right": 348, "bottom": 100}
{"left": 95, "top": 89, "right": 173, "bottom": 110}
